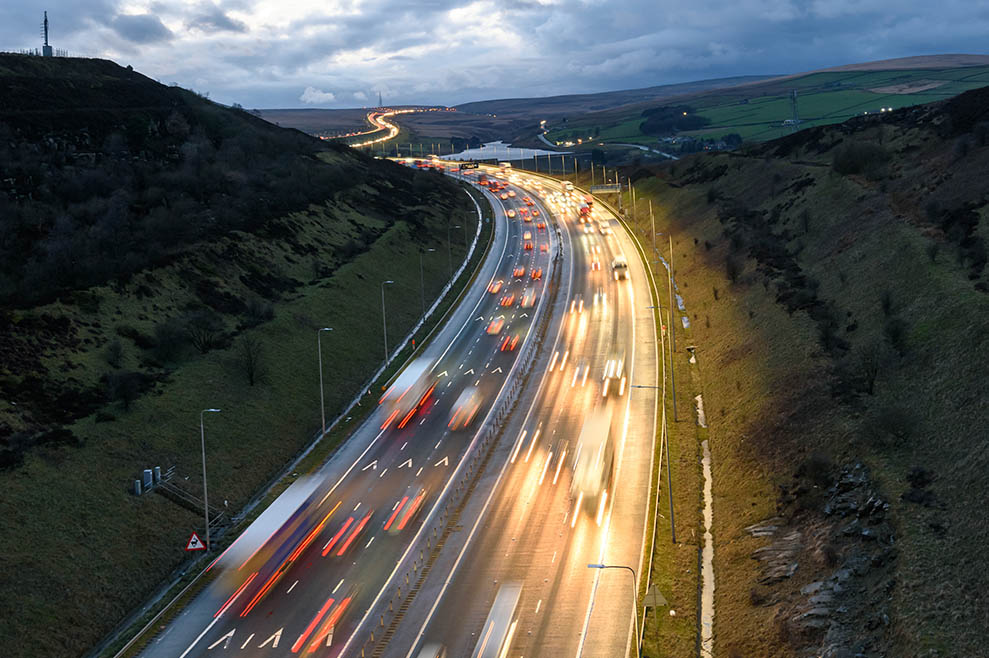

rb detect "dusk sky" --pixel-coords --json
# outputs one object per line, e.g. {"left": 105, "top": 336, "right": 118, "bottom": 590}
{"left": 2, "top": 1, "right": 988, "bottom": 108}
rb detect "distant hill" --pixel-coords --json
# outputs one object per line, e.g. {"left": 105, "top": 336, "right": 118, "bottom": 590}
{"left": 453, "top": 75, "right": 773, "bottom": 119}
{"left": 545, "top": 54, "right": 989, "bottom": 147}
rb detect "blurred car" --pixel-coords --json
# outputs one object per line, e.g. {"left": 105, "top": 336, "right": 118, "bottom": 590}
{"left": 598, "top": 219, "right": 612, "bottom": 235}
{"left": 520, "top": 289, "right": 536, "bottom": 308}
{"left": 384, "top": 489, "right": 427, "bottom": 534}
{"left": 524, "top": 241, "right": 533, "bottom": 251}
{"left": 540, "top": 243, "right": 549, "bottom": 253}
{"left": 500, "top": 193, "right": 508, "bottom": 200}
{"left": 488, "top": 280, "right": 503, "bottom": 294}
{"left": 590, "top": 260, "right": 601, "bottom": 271}
{"left": 508, "top": 190, "right": 516, "bottom": 198}
{"left": 507, "top": 209, "right": 516, "bottom": 218}
{"left": 602, "top": 355, "right": 627, "bottom": 397}
{"left": 500, "top": 334, "right": 520, "bottom": 351}
{"left": 448, "top": 387, "right": 481, "bottom": 431}
{"left": 570, "top": 295, "right": 584, "bottom": 314}
{"left": 522, "top": 196, "right": 532, "bottom": 204}
{"left": 487, "top": 316, "right": 505, "bottom": 334}
{"left": 523, "top": 231, "right": 532, "bottom": 240}
{"left": 500, "top": 294, "right": 515, "bottom": 307}
{"left": 583, "top": 223, "right": 594, "bottom": 234}
{"left": 612, "top": 256, "right": 629, "bottom": 281}
{"left": 532, "top": 209, "right": 540, "bottom": 217}
{"left": 537, "top": 221, "right": 546, "bottom": 229}
{"left": 513, "top": 265, "right": 526, "bottom": 277}
{"left": 531, "top": 268, "right": 543, "bottom": 280}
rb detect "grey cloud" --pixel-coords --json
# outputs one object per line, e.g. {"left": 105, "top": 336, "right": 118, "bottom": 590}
{"left": 186, "top": 5, "right": 247, "bottom": 33}
{"left": 110, "top": 13, "right": 172, "bottom": 44}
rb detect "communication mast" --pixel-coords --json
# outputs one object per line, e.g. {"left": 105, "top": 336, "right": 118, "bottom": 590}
{"left": 378, "top": 90, "right": 383, "bottom": 108}
{"left": 782, "top": 89, "right": 801, "bottom": 133}
{"left": 42, "top": 11, "right": 53, "bottom": 57}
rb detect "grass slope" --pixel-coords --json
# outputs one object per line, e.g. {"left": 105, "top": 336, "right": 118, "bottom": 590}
{"left": 611, "top": 85, "right": 989, "bottom": 656}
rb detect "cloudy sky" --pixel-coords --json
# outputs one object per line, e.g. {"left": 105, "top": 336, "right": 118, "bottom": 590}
{"left": 2, "top": 0, "right": 987, "bottom": 108}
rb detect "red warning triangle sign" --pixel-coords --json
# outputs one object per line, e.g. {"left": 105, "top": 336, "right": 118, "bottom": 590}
{"left": 185, "top": 532, "right": 206, "bottom": 551}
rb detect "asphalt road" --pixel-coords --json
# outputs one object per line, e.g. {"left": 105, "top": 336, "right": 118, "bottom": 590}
{"left": 139, "top": 169, "right": 556, "bottom": 658}
{"left": 396, "top": 169, "right": 660, "bottom": 658}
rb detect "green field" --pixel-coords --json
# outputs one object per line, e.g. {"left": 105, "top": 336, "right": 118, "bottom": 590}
{"left": 547, "top": 65, "right": 989, "bottom": 143}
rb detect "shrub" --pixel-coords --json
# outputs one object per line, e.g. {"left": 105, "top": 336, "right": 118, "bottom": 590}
{"left": 153, "top": 318, "right": 186, "bottom": 361}
{"left": 184, "top": 309, "right": 224, "bottom": 354}
{"left": 832, "top": 142, "right": 890, "bottom": 177}
{"left": 104, "top": 338, "right": 124, "bottom": 368}
{"left": 866, "top": 403, "right": 915, "bottom": 448}
{"left": 243, "top": 297, "right": 275, "bottom": 328}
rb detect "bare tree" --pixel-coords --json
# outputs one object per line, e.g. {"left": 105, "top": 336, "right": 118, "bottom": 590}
{"left": 185, "top": 310, "right": 224, "bottom": 354}
{"left": 236, "top": 334, "right": 265, "bottom": 386}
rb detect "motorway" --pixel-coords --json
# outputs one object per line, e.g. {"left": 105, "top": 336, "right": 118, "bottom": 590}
{"left": 138, "top": 163, "right": 660, "bottom": 658}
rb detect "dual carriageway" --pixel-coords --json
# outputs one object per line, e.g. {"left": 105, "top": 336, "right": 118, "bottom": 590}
{"left": 139, "top": 162, "right": 663, "bottom": 658}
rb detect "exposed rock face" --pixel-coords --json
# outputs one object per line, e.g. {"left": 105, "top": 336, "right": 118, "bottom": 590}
{"left": 747, "top": 463, "right": 897, "bottom": 657}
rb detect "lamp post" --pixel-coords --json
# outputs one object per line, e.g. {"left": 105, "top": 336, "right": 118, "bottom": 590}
{"left": 419, "top": 248, "right": 436, "bottom": 318}
{"left": 586, "top": 563, "right": 641, "bottom": 658}
{"left": 381, "top": 280, "right": 394, "bottom": 361}
{"left": 200, "top": 408, "right": 221, "bottom": 552}
{"left": 317, "top": 327, "right": 333, "bottom": 435}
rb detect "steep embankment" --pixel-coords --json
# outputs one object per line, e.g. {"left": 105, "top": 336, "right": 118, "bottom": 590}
{"left": 629, "top": 86, "right": 989, "bottom": 656}
{"left": 0, "top": 55, "right": 479, "bottom": 656}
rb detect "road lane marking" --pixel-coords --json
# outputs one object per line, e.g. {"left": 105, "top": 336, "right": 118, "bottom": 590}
{"left": 239, "top": 633, "right": 255, "bottom": 649}
{"left": 333, "top": 579, "right": 344, "bottom": 594}
{"left": 207, "top": 628, "right": 235, "bottom": 649}
{"left": 287, "top": 580, "right": 298, "bottom": 594}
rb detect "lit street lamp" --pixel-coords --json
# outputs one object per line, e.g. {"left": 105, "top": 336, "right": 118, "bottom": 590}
{"left": 200, "top": 408, "right": 221, "bottom": 552}
{"left": 586, "top": 563, "right": 641, "bottom": 658}
{"left": 381, "top": 280, "right": 394, "bottom": 360}
{"left": 317, "top": 327, "right": 333, "bottom": 435}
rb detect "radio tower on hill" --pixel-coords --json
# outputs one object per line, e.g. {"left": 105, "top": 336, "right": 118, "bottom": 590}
{"left": 41, "top": 11, "right": 53, "bottom": 57}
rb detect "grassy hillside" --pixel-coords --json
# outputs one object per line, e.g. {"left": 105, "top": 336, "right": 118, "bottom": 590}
{"left": 612, "top": 84, "right": 989, "bottom": 656}
{"left": 546, "top": 56, "right": 989, "bottom": 147}
{"left": 0, "top": 56, "right": 481, "bottom": 656}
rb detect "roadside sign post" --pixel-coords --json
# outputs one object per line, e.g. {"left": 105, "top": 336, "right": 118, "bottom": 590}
{"left": 185, "top": 532, "right": 206, "bottom": 552}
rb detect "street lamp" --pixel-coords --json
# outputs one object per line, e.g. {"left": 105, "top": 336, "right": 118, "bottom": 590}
{"left": 586, "top": 563, "right": 641, "bottom": 658}
{"left": 200, "top": 408, "right": 221, "bottom": 552}
{"left": 381, "top": 280, "right": 394, "bottom": 361}
{"left": 419, "top": 248, "right": 436, "bottom": 318}
{"left": 317, "top": 327, "right": 333, "bottom": 435}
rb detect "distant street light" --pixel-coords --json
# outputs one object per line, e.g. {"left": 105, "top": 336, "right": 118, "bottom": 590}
{"left": 381, "top": 280, "right": 395, "bottom": 360}
{"left": 419, "top": 248, "right": 436, "bottom": 319}
{"left": 317, "top": 327, "right": 333, "bottom": 435}
{"left": 199, "top": 408, "right": 221, "bottom": 552}
{"left": 587, "top": 563, "right": 641, "bottom": 657}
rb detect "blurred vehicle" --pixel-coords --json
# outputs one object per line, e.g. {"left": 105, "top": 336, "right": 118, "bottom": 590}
{"left": 507, "top": 209, "right": 516, "bottom": 218}
{"left": 598, "top": 219, "right": 612, "bottom": 235}
{"left": 508, "top": 190, "right": 516, "bottom": 198}
{"left": 537, "top": 221, "right": 546, "bottom": 229}
{"left": 520, "top": 289, "right": 536, "bottom": 308}
{"left": 448, "top": 387, "right": 481, "bottom": 430}
{"left": 524, "top": 241, "right": 533, "bottom": 251}
{"left": 531, "top": 268, "right": 543, "bottom": 280}
{"left": 513, "top": 265, "right": 526, "bottom": 277}
{"left": 384, "top": 488, "right": 427, "bottom": 533}
{"left": 570, "top": 295, "right": 584, "bottom": 314}
{"left": 563, "top": 181, "right": 575, "bottom": 192}
{"left": 519, "top": 208, "right": 530, "bottom": 219}
{"left": 471, "top": 583, "right": 522, "bottom": 658}
{"left": 379, "top": 357, "right": 437, "bottom": 429}
{"left": 523, "top": 231, "right": 532, "bottom": 240}
{"left": 487, "top": 316, "right": 505, "bottom": 334}
{"left": 488, "top": 280, "right": 503, "bottom": 294}
{"left": 500, "top": 334, "right": 520, "bottom": 351}
{"left": 583, "top": 223, "right": 594, "bottom": 234}
{"left": 522, "top": 196, "right": 532, "bottom": 204}
{"left": 540, "top": 243, "right": 549, "bottom": 253}
{"left": 590, "top": 260, "right": 601, "bottom": 271}
{"left": 612, "top": 256, "right": 629, "bottom": 280}
{"left": 602, "top": 355, "right": 627, "bottom": 397}
{"left": 417, "top": 643, "right": 448, "bottom": 658}
{"left": 532, "top": 209, "right": 540, "bottom": 217}
{"left": 500, "top": 294, "right": 515, "bottom": 307}
{"left": 501, "top": 193, "right": 509, "bottom": 200}
{"left": 571, "top": 408, "right": 615, "bottom": 516}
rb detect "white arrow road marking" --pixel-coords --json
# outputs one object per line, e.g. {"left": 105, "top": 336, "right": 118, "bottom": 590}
{"left": 475, "top": 316, "right": 485, "bottom": 321}
{"left": 239, "top": 633, "right": 255, "bottom": 649}
{"left": 207, "top": 628, "right": 235, "bottom": 649}
{"left": 465, "top": 368, "right": 475, "bottom": 375}
{"left": 379, "top": 468, "right": 388, "bottom": 478}
{"left": 435, "top": 456, "right": 449, "bottom": 467}
{"left": 492, "top": 367, "right": 504, "bottom": 374}
{"left": 258, "top": 628, "right": 282, "bottom": 648}
{"left": 361, "top": 460, "right": 378, "bottom": 471}
{"left": 437, "top": 370, "right": 449, "bottom": 377}
{"left": 398, "top": 458, "right": 413, "bottom": 469}
{"left": 325, "top": 626, "right": 334, "bottom": 646}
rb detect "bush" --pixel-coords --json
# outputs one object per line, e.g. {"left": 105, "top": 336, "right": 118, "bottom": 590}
{"left": 104, "top": 338, "right": 124, "bottom": 368}
{"left": 832, "top": 141, "right": 890, "bottom": 177}
{"left": 184, "top": 309, "right": 224, "bottom": 354}
{"left": 243, "top": 297, "right": 275, "bottom": 328}
{"left": 153, "top": 318, "right": 186, "bottom": 361}
{"left": 866, "top": 403, "right": 915, "bottom": 448}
